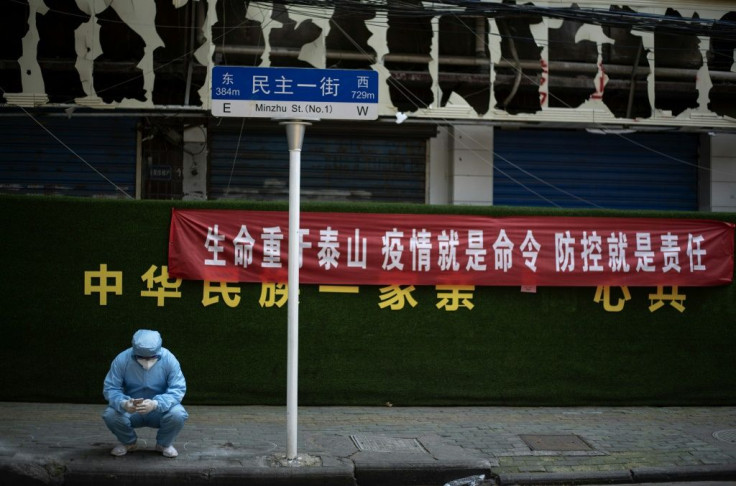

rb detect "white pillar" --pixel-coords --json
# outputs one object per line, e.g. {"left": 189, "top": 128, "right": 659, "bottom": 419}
{"left": 450, "top": 125, "right": 494, "bottom": 206}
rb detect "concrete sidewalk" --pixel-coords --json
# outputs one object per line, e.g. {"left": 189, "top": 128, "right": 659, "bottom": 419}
{"left": 0, "top": 403, "right": 735, "bottom": 485}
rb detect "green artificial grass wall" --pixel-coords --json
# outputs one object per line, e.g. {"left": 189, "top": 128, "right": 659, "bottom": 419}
{"left": 1, "top": 194, "right": 734, "bottom": 406}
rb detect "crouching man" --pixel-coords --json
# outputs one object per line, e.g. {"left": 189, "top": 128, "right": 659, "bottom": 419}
{"left": 102, "top": 329, "right": 188, "bottom": 458}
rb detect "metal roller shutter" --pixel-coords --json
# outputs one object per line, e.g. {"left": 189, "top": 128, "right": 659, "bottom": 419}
{"left": 493, "top": 129, "right": 699, "bottom": 210}
{"left": 209, "top": 129, "right": 427, "bottom": 203}
{"left": 0, "top": 116, "right": 137, "bottom": 198}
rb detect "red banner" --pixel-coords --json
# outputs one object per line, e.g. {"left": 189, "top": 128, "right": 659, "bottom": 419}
{"left": 168, "top": 209, "right": 734, "bottom": 287}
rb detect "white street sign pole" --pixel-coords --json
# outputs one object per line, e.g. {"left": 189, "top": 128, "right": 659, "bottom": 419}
{"left": 282, "top": 120, "right": 310, "bottom": 461}
{"left": 212, "top": 66, "right": 377, "bottom": 463}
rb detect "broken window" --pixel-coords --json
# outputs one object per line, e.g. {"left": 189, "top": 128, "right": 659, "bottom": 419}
{"left": 94, "top": 7, "right": 147, "bottom": 103}
{"left": 0, "top": 0, "right": 27, "bottom": 98}
{"left": 326, "top": 4, "right": 376, "bottom": 70}
{"left": 269, "top": 4, "right": 322, "bottom": 68}
{"left": 212, "top": 0, "right": 264, "bottom": 67}
{"left": 654, "top": 8, "right": 702, "bottom": 116}
{"left": 601, "top": 6, "right": 651, "bottom": 119}
{"left": 153, "top": 0, "right": 207, "bottom": 106}
{"left": 707, "top": 11, "right": 736, "bottom": 118}
{"left": 385, "top": 0, "right": 434, "bottom": 112}
{"left": 0, "top": 0, "right": 734, "bottom": 126}
{"left": 548, "top": 17, "right": 598, "bottom": 109}
{"left": 36, "top": 1, "right": 87, "bottom": 103}
{"left": 493, "top": 11, "right": 543, "bottom": 114}
{"left": 438, "top": 15, "right": 491, "bottom": 115}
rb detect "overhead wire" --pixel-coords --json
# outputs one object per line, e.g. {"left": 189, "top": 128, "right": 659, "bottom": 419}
{"left": 8, "top": 0, "right": 735, "bottom": 56}
{"left": 327, "top": 11, "right": 570, "bottom": 208}
{"left": 7, "top": 0, "right": 732, "bottom": 81}
{"left": 1, "top": 0, "right": 270, "bottom": 198}
{"left": 222, "top": 11, "right": 282, "bottom": 198}
{"left": 327, "top": 1, "right": 729, "bottom": 207}
{"left": 447, "top": 12, "right": 726, "bottom": 205}
{"left": 448, "top": 12, "right": 726, "bottom": 176}
{"left": 333, "top": 4, "right": 615, "bottom": 208}
{"left": 0, "top": 86, "right": 134, "bottom": 199}
{"left": 1, "top": 0, "right": 199, "bottom": 198}
{"left": 282, "top": 1, "right": 736, "bottom": 75}
{"left": 324, "top": 9, "right": 566, "bottom": 208}
{"left": 269, "top": 0, "right": 736, "bottom": 42}
{"left": 5, "top": 0, "right": 735, "bottom": 203}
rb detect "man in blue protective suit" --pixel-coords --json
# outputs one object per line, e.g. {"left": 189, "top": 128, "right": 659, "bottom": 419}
{"left": 102, "top": 329, "right": 188, "bottom": 458}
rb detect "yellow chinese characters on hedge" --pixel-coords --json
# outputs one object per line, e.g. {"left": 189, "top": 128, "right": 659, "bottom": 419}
{"left": 593, "top": 286, "right": 686, "bottom": 313}
{"left": 141, "top": 265, "right": 182, "bottom": 306}
{"left": 84, "top": 264, "right": 686, "bottom": 313}
{"left": 83, "top": 264, "right": 123, "bottom": 305}
{"left": 82, "top": 264, "right": 476, "bottom": 311}
{"left": 84, "top": 264, "right": 182, "bottom": 307}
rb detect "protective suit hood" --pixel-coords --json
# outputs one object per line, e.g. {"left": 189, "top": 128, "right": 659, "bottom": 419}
{"left": 132, "top": 329, "right": 162, "bottom": 358}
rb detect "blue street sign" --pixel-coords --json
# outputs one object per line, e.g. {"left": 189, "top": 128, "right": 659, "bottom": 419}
{"left": 211, "top": 66, "right": 379, "bottom": 120}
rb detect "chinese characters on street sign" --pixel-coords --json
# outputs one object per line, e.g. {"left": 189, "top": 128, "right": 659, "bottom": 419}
{"left": 211, "top": 66, "right": 379, "bottom": 120}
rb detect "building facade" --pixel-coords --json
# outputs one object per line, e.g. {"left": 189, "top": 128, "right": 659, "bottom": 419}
{"left": 1, "top": 0, "right": 735, "bottom": 210}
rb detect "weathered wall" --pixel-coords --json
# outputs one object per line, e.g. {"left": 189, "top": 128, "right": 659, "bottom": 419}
{"left": 1, "top": 0, "right": 735, "bottom": 130}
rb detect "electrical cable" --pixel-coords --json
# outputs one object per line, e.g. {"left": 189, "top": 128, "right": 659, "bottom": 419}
{"left": 226, "top": 117, "right": 247, "bottom": 197}
{"left": 449, "top": 13, "right": 724, "bottom": 175}
{"left": 331, "top": 3, "right": 730, "bottom": 207}
{"left": 264, "top": 0, "right": 736, "bottom": 41}
{"left": 442, "top": 13, "right": 726, "bottom": 206}
{"left": 329, "top": 7, "right": 602, "bottom": 206}
{"left": 0, "top": 85, "right": 134, "bottom": 199}
{"left": 5, "top": 0, "right": 735, "bottom": 205}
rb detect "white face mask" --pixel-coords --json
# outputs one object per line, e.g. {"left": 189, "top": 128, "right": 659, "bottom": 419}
{"left": 137, "top": 357, "right": 158, "bottom": 371}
